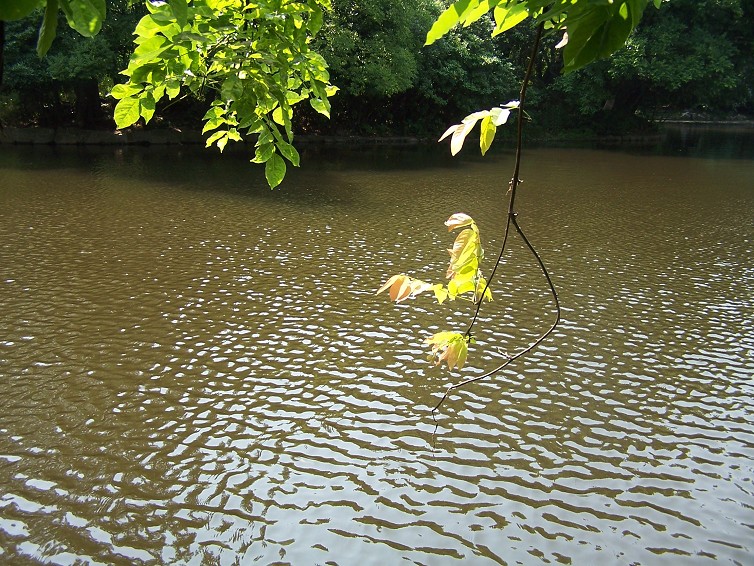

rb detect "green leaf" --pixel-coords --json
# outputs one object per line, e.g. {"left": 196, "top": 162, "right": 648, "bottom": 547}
{"left": 165, "top": 79, "right": 181, "bottom": 100}
{"left": 130, "top": 35, "right": 169, "bottom": 64}
{"left": 59, "top": 0, "right": 105, "bottom": 37}
{"left": 110, "top": 83, "right": 142, "bottom": 100}
{"left": 492, "top": 2, "right": 528, "bottom": 37}
{"left": 168, "top": 0, "right": 188, "bottom": 28}
{"left": 205, "top": 130, "right": 226, "bottom": 148}
{"left": 251, "top": 143, "right": 275, "bottom": 164}
{"left": 140, "top": 93, "right": 156, "bottom": 123}
{"left": 113, "top": 97, "right": 141, "bottom": 129}
{"left": 463, "top": 0, "right": 492, "bottom": 28}
{"left": 425, "top": 0, "right": 476, "bottom": 46}
{"left": 276, "top": 140, "right": 300, "bottom": 167}
{"left": 479, "top": 115, "right": 496, "bottom": 156}
{"left": 563, "top": 5, "right": 634, "bottom": 73}
{"left": 265, "top": 153, "right": 286, "bottom": 189}
{"left": 310, "top": 97, "right": 330, "bottom": 118}
{"left": 433, "top": 284, "right": 449, "bottom": 304}
{"left": 36, "top": 0, "right": 59, "bottom": 57}
{"left": 0, "top": 0, "right": 43, "bottom": 21}
{"left": 221, "top": 76, "right": 243, "bottom": 102}
{"left": 307, "top": 4, "right": 323, "bottom": 33}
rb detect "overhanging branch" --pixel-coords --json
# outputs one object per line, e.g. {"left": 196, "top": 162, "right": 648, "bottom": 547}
{"left": 434, "top": 22, "right": 561, "bottom": 416}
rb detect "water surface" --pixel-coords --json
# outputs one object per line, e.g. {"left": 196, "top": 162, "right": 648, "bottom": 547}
{"left": 0, "top": 134, "right": 753, "bottom": 564}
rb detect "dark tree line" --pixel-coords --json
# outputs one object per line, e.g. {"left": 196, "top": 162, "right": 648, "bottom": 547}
{"left": 1, "top": 0, "right": 752, "bottom": 133}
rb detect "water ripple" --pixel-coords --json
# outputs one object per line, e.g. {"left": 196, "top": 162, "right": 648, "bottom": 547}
{"left": 0, "top": 145, "right": 753, "bottom": 564}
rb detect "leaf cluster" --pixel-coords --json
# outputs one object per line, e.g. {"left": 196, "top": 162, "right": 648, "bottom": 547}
{"left": 425, "top": 0, "right": 662, "bottom": 74}
{"left": 110, "top": 0, "right": 337, "bottom": 188}
{"left": 376, "top": 213, "right": 491, "bottom": 370}
{"left": 438, "top": 101, "right": 519, "bottom": 155}
{"left": 0, "top": 0, "right": 106, "bottom": 56}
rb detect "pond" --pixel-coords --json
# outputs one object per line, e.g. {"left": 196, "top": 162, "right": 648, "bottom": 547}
{"left": 1, "top": 127, "right": 753, "bottom": 565}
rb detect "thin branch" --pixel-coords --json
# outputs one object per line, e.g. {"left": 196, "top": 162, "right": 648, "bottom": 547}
{"left": 465, "top": 23, "right": 544, "bottom": 339}
{"left": 432, "top": 215, "right": 561, "bottom": 414}
{"left": 434, "top": 22, "right": 557, "bottom": 417}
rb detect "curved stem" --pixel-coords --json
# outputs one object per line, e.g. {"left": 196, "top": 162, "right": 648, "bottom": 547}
{"left": 465, "top": 23, "right": 544, "bottom": 338}
{"left": 435, "top": 22, "right": 555, "bottom": 417}
{"left": 433, "top": 215, "right": 560, "bottom": 414}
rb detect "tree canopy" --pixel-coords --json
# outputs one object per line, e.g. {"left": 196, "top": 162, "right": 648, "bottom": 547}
{"left": 2, "top": 0, "right": 753, "bottom": 178}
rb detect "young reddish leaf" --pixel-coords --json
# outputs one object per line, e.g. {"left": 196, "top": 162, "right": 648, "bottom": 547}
{"left": 376, "top": 274, "right": 403, "bottom": 296}
{"left": 425, "top": 331, "right": 469, "bottom": 370}
{"left": 377, "top": 275, "right": 434, "bottom": 303}
{"left": 445, "top": 212, "right": 474, "bottom": 231}
{"left": 393, "top": 277, "right": 413, "bottom": 302}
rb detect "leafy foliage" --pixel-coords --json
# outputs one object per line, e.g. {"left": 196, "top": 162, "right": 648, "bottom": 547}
{"left": 110, "top": 0, "right": 337, "bottom": 188}
{"left": 2, "top": 0, "right": 140, "bottom": 127}
{"left": 425, "top": 0, "right": 662, "bottom": 74}
{"left": 0, "top": 0, "right": 106, "bottom": 56}
{"left": 425, "top": 331, "right": 470, "bottom": 371}
{"left": 377, "top": 213, "right": 490, "bottom": 370}
{"left": 438, "top": 101, "right": 519, "bottom": 155}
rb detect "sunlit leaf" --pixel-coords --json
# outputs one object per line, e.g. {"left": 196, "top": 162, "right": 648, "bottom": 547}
{"left": 444, "top": 213, "right": 474, "bottom": 232}
{"left": 394, "top": 277, "right": 412, "bottom": 302}
{"left": 425, "top": 0, "right": 476, "bottom": 46}
{"left": 480, "top": 115, "right": 496, "bottom": 156}
{"left": 433, "top": 284, "right": 449, "bottom": 304}
{"left": 265, "top": 153, "right": 286, "bottom": 189}
{"left": 450, "top": 121, "right": 475, "bottom": 156}
{"left": 376, "top": 274, "right": 403, "bottom": 296}
{"left": 489, "top": 107, "right": 512, "bottom": 126}
{"left": 113, "top": 96, "right": 140, "bottom": 129}
{"left": 377, "top": 274, "right": 434, "bottom": 303}
{"left": 438, "top": 124, "right": 457, "bottom": 143}
{"left": 492, "top": 2, "right": 528, "bottom": 37}
{"left": 555, "top": 31, "right": 568, "bottom": 49}
{"left": 425, "top": 331, "right": 469, "bottom": 370}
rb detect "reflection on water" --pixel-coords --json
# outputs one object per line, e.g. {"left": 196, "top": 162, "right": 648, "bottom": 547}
{"left": 0, "top": 133, "right": 753, "bottom": 564}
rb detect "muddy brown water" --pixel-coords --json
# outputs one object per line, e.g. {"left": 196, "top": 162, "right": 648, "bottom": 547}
{"left": 1, "top": 131, "right": 753, "bottom": 564}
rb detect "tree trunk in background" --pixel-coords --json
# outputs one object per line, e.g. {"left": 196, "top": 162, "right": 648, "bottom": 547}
{"left": 1, "top": 21, "right": 5, "bottom": 87}
{"left": 74, "top": 79, "right": 103, "bottom": 128}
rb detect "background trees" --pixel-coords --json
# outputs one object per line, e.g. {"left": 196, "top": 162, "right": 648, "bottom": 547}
{"left": 1, "top": 0, "right": 753, "bottom": 134}
{"left": 1, "top": 0, "right": 141, "bottom": 127}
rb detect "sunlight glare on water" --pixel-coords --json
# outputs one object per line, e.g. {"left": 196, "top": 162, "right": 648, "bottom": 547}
{"left": 0, "top": 137, "right": 753, "bottom": 565}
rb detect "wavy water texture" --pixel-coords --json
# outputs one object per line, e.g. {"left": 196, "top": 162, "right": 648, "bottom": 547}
{"left": 0, "top": 143, "right": 753, "bottom": 565}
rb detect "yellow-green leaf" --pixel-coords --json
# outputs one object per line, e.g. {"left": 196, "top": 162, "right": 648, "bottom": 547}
{"left": 480, "top": 115, "right": 496, "bottom": 156}
{"left": 425, "top": 0, "right": 484, "bottom": 45}
{"left": 113, "top": 96, "right": 140, "bottom": 129}
{"left": 265, "top": 153, "right": 286, "bottom": 189}
{"left": 492, "top": 2, "right": 528, "bottom": 37}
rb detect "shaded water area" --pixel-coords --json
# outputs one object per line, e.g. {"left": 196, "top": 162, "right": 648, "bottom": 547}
{"left": 1, "top": 127, "right": 753, "bottom": 564}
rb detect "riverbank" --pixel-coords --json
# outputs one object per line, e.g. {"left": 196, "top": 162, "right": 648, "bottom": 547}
{"left": 1, "top": 121, "right": 751, "bottom": 147}
{"left": 0, "top": 126, "right": 430, "bottom": 146}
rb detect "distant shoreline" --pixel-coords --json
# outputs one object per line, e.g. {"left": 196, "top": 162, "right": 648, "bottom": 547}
{"left": 1, "top": 121, "right": 752, "bottom": 147}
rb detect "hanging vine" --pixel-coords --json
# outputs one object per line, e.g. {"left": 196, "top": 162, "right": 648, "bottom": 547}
{"left": 377, "top": 0, "right": 661, "bottom": 414}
